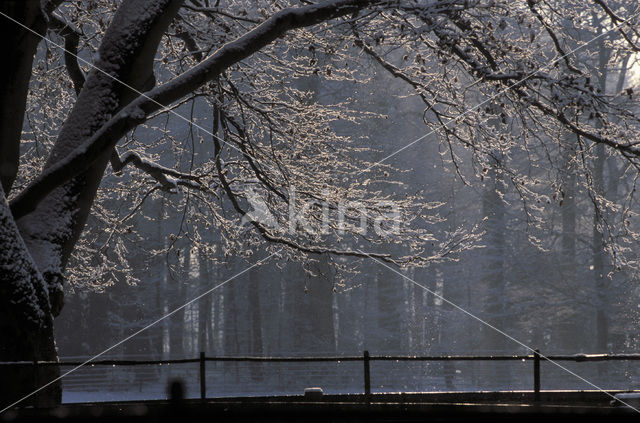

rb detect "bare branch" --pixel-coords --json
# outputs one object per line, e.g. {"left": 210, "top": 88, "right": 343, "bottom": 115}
{"left": 111, "top": 150, "right": 204, "bottom": 192}
{"left": 10, "top": 0, "right": 380, "bottom": 218}
{"left": 592, "top": 0, "right": 640, "bottom": 52}
{"left": 47, "top": 14, "right": 85, "bottom": 95}
{"left": 183, "top": 2, "right": 261, "bottom": 23}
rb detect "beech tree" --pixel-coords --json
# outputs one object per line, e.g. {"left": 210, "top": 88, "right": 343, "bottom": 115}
{"left": 2, "top": 0, "right": 640, "bottom": 408}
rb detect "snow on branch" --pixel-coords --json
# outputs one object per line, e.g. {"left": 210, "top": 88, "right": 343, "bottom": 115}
{"left": 110, "top": 151, "right": 203, "bottom": 192}
{"left": 592, "top": 0, "right": 640, "bottom": 52}
{"left": 10, "top": 0, "right": 379, "bottom": 219}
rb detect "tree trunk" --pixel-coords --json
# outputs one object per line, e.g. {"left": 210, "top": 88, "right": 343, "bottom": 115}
{"left": 480, "top": 155, "right": 508, "bottom": 389}
{"left": 0, "top": 0, "right": 60, "bottom": 406}
{"left": 0, "top": 0, "right": 47, "bottom": 194}
{"left": 593, "top": 142, "right": 607, "bottom": 352}
{"left": 248, "top": 266, "right": 264, "bottom": 381}
{"left": 1, "top": 0, "right": 183, "bottom": 407}
{"left": 0, "top": 185, "right": 60, "bottom": 408}
{"left": 17, "top": 0, "right": 184, "bottom": 321}
{"left": 198, "top": 248, "right": 211, "bottom": 353}
{"left": 593, "top": 21, "right": 612, "bottom": 353}
{"left": 169, "top": 247, "right": 186, "bottom": 359}
{"left": 556, "top": 133, "right": 579, "bottom": 352}
{"left": 481, "top": 160, "right": 506, "bottom": 352}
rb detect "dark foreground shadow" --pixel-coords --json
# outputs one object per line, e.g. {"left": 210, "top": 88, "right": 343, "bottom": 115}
{"left": 1, "top": 391, "right": 639, "bottom": 423}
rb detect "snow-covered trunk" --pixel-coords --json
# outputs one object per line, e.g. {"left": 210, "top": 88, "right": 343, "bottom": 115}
{"left": 40, "top": 0, "right": 180, "bottom": 300}
{"left": 2, "top": 0, "right": 182, "bottom": 406}
{"left": 0, "top": 185, "right": 60, "bottom": 408}
{"left": 0, "top": 0, "right": 61, "bottom": 408}
{"left": 18, "top": 0, "right": 183, "bottom": 316}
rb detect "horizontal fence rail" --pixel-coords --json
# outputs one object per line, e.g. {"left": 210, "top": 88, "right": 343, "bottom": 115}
{"left": 2, "top": 351, "right": 640, "bottom": 401}
{"left": 5, "top": 352, "right": 640, "bottom": 366}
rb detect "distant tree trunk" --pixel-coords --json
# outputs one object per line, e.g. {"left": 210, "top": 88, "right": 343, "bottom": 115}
{"left": 198, "top": 248, "right": 211, "bottom": 353}
{"left": 592, "top": 20, "right": 615, "bottom": 353}
{"left": 362, "top": 268, "right": 377, "bottom": 351}
{"left": 248, "top": 266, "right": 264, "bottom": 380}
{"left": 222, "top": 267, "right": 239, "bottom": 384}
{"left": 556, "top": 133, "right": 579, "bottom": 352}
{"left": 376, "top": 265, "right": 403, "bottom": 352}
{"left": 169, "top": 247, "right": 186, "bottom": 359}
{"left": 603, "top": 54, "right": 631, "bottom": 353}
{"left": 590, "top": 49, "right": 630, "bottom": 355}
{"left": 592, "top": 141, "right": 607, "bottom": 352}
{"left": 481, "top": 158, "right": 506, "bottom": 352}
{"left": 210, "top": 262, "right": 222, "bottom": 352}
{"left": 281, "top": 269, "right": 299, "bottom": 353}
{"left": 433, "top": 265, "right": 457, "bottom": 390}
{"left": 309, "top": 254, "right": 337, "bottom": 353}
{"left": 481, "top": 154, "right": 508, "bottom": 388}
{"left": 153, "top": 198, "right": 167, "bottom": 358}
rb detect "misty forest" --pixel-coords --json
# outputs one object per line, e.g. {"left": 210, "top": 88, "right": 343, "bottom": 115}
{"left": 3, "top": 0, "right": 640, "bottom": 408}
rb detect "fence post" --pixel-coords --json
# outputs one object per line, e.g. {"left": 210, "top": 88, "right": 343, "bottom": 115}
{"left": 363, "top": 350, "right": 371, "bottom": 399}
{"left": 533, "top": 349, "right": 540, "bottom": 402}
{"left": 33, "top": 359, "right": 39, "bottom": 405}
{"left": 199, "top": 352, "right": 206, "bottom": 400}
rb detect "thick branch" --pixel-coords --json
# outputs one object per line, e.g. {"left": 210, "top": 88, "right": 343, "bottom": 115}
{"left": 111, "top": 151, "right": 204, "bottom": 192}
{"left": 526, "top": 0, "right": 581, "bottom": 72}
{"left": 11, "top": 0, "right": 379, "bottom": 219}
{"left": 14, "top": 0, "right": 186, "bottom": 317}
{"left": 173, "top": 14, "right": 204, "bottom": 62}
{"left": 47, "top": 14, "right": 85, "bottom": 95}
{"left": 183, "top": 3, "right": 261, "bottom": 23}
